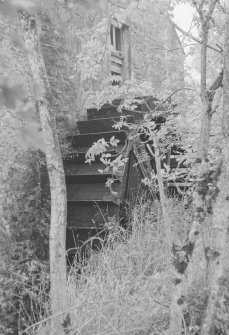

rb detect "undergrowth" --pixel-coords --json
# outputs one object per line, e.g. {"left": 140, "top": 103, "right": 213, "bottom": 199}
{"left": 21, "top": 196, "right": 195, "bottom": 335}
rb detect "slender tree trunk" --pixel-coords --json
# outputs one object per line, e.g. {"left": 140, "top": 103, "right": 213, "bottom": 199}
{"left": 152, "top": 134, "right": 185, "bottom": 335}
{"left": 169, "top": 2, "right": 220, "bottom": 334}
{"left": 153, "top": 133, "right": 172, "bottom": 249}
{"left": 200, "top": 15, "right": 229, "bottom": 335}
{"left": 21, "top": 14, "right": 68, "bottom": 334}
{"left": 198, "top": 22, "right": 212, "bottom": 160}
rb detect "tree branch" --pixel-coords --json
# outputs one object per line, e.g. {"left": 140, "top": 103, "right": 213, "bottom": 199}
{"left": 173, "top": 22, "right": 222, "bottom": 54}
{"left": 208, "top": 69, "right": 224, "bottom": 92}
{"left": 192, "top": 0, "right": 204, "bottom": 21}
{"left": 200, "top": 0, "right": 205, "bottom": 11}
{"left": 210, "top": 87, "right": 222, "bottom": 115}
{"left": 206, "top": 0, "right": 219, "bottom": 23}
{"left": 146, "top": 88, "right": 194, "bottom": 119}
{"left": 207, "top": 69, "right": 224, "bottom": 113}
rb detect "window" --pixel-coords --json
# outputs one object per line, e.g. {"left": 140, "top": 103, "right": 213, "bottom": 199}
{"left": 110, "top": 25, "right": 122, "bottom": 52}
{"left": 110, "top": 22, "right": 125, "bottom": 82}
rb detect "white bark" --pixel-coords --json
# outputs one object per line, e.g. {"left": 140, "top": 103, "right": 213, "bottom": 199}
{"left": 21, "top": 14, "right": 68, "bottom": 334}
{"left": 201, "top": 15, "right": 229, "bottom": 335}
{"left": 169, "top": 2, "right": 220, "bottom": 334}
{"left": 152, "top": 135, "right": 184, "bottom": 335}
{"left": 153, "top": 133, "right": 172, "bottom": 250}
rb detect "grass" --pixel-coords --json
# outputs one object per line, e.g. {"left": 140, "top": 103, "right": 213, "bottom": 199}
{"left": 23, "top": 195, "right": 194, "bottom": 335}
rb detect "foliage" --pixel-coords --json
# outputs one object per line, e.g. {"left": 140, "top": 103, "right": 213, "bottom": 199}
{"left": 0, "top": 152, "right": 50, "bottom": 334}
{"left": 71, "top": 0, "right": 184, "bottom": 114}
{"left": 84, "top": 77, "right": 193, "bottom": 198}
{"left": 0, "top": 258, "right": 49, "bottom": 335}
{"left": 215, "top": 271, "right": 229, "bottom": 333}
{"left": 22, "top": 196, "right": 193, "bottom": 335}
{"left": 0, "top": 0, "right": 228, "bottom": 333}
{"left": 0, "top": 1, "right": 71, "bottom": 333}
{"left": 0, "top": 24, "right": 50, "bottom": 333}
{"left": 75, "top": 17, "right": 110, "bottom": 82}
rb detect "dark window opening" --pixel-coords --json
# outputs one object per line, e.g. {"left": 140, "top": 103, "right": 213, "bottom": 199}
{"left": 110, "top": 25, "right": 122, "bottom": 51}
{"left": 115, "top": 27, "right": 121, "bottom": 51}
{"left": 110, "top": 25, "right": 114, "bottom": 46}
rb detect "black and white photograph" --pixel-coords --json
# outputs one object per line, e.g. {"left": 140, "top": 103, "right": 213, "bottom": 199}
{"left": 0, "top": 0, "right": 229, "bottom": 334}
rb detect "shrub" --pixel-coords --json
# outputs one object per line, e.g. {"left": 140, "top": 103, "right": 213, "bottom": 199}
{"left": 26, "top": 195, "right": 193, "bottom": 335}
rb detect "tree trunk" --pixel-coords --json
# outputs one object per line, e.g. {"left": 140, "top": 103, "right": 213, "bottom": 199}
{"left": 152, "top": 134, "right": 185, "bottom": 335}
{"left": 153, "top": 133, "right": 172, "bottom": 249}
{"left": 168, "top": 2, "right": 220, "bottom": 334}
{"left": 200, "top": 14, "right": 229, "bottom": 335}
{"left": 20, "top": 14, "right": 68, "bottom": 334}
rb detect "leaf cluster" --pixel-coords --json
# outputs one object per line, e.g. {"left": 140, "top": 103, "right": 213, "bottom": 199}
{"left": 0, "top": 152, "right": 50, "bottom": 334}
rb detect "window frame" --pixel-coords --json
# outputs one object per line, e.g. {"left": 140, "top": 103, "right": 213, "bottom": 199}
{"left": 110, "top": 24, "right": 122, "bottom": 53}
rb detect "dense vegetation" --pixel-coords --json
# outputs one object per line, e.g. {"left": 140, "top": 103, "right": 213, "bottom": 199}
{"left": 0, "top": 0, "right": 229, "bottom": 334}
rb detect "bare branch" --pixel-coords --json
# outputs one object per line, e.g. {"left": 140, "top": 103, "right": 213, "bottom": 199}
{"left": 216, "top": 43, "right": 223, "bottom": 53}
{"left": 207, "top": 69, "right": 224, "bottom": 113}
{"left": 180, "top": 14, "right": 196, "bottom": 45}
{"left": 210, "top": 87, "right": 223, "bottom": 115}
{"left": 206, "top": 0, "right": 220, "bottom": 23}
{"left": 192, "top": 0, "right": 204, "bottom": 21}
{"left": 145, "top": 87, "right": 194, "bottom": 122}
{"left": 200, "top": 0, "right": 205, "bottom": 10}
{"left": 173, "top": 22, "right": 222, "bottom": 54}
{"left": 192, "top": 0, "right": 219, "bottom": 26}
{"left": 156, "top": 88, "right": 194, "bottom": 108}
{"left": 208, "top": 69, "right": 224, "bottom": 92}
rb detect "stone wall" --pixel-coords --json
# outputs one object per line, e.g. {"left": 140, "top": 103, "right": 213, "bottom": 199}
{"left": 41, "top": 1, "right": 184, "bottom": 121}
